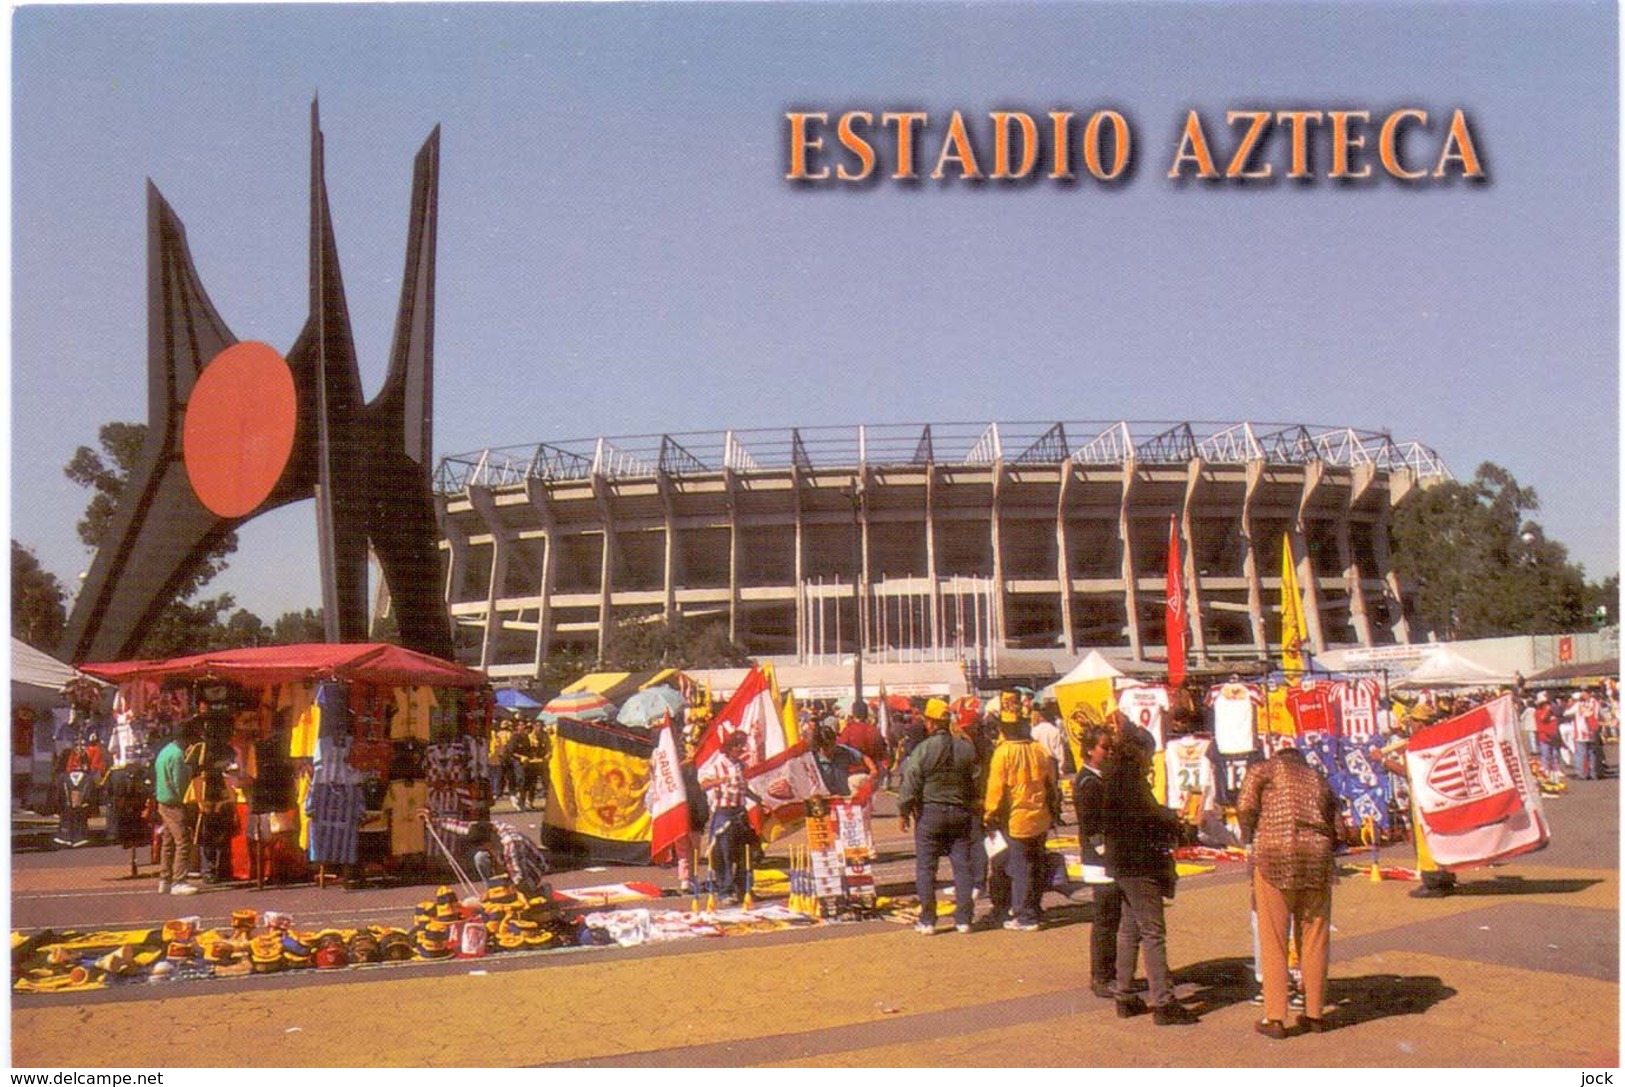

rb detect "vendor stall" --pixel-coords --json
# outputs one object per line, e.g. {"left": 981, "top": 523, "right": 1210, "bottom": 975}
{"left": 81, "top": 643, "right": 492, "bottom": 886}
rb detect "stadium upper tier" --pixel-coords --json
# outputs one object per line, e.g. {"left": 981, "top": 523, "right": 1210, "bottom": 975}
{"left": 433, "top": 421, "right": 1450, "bottom": 494}
{"left": 431, "top": 420, "right": 1448, "bottom": 679}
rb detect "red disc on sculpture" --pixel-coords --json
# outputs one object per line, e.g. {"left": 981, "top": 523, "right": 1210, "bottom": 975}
{"left": 182, "top": 341, "right": 298, "bottom": 518}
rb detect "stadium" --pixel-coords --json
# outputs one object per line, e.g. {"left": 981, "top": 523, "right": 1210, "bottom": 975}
{"left": 431, "top": 420, "right": 1450, "bottom": 680}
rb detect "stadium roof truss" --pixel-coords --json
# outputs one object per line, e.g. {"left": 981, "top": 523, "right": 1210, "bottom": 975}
{"left": 434, "top": 421, "right": 1451, "bottom": 494}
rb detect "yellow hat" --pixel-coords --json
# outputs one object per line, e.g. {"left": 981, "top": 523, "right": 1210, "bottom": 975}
{"left": 923, "top": 698, "right": 950, "bottom": 722}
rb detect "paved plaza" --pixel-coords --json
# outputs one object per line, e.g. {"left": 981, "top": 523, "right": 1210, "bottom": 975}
{"left": 9, "top": 773, "right": 1618, "bottom": 1068}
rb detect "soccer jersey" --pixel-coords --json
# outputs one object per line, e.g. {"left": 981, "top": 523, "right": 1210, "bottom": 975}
{"left": 1117, "top": 686, "right": 1171, "bottom": 750}
{"left": 1285, "top": 681, "right": 1334, "bottom": 735}
{"left": 1163, "top": 735, "right": 1213, "bottom": 813}
{"left": 1208, "top": 682, "right": 1263, "bottom": 754}
{"left": 1329, "top": 677, "right": 1383, "bottom": 743}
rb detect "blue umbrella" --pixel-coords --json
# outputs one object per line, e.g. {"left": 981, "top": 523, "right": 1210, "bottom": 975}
{"left": 494, "top": 688, "right": 542, "bottom": 710}
{"left": 617, "top": 685, "right": 686, "bottom": 728}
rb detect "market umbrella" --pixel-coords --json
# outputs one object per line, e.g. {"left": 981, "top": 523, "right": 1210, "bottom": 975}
{"left": 494, "top": 688, "right": 543, "bottom": 711}
{"left": 616, "top": 685, "right": 686, "bottom": 728}
{"left": 540, "top": 689, "right": 616, "bottom": 723}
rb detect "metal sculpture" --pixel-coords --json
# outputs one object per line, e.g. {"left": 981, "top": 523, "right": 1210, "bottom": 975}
{"left": 61, "top": 102, "right": 454, "bottom": 663}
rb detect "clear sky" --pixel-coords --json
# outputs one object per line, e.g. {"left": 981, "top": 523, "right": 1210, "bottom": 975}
{"left": 11, "top": 2, "right": 1619, "bottom": 626}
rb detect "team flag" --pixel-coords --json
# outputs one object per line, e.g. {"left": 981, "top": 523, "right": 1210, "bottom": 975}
{"left": 646, "top": 712, "right": 689, "bottom": 862}
{"left": 745, "top": 741, "right": 830, "bottom": 816}
{"left": 543, "top": 717, "right": 654, "bottom": 865}
{"left": 780, "top": 686, "right": 802, "bottom": 748}
{"left": 693, "top": 663, "right": 787, "bottom": 779}
{"left": 1166, "top": 516, "right": 1188, "bottom": 687}
{"left": 1280, "top": 534, "right": 1308, "bottom": 679}
{"left": 1405, "top": 694, "right": 1549, "bottom": 869}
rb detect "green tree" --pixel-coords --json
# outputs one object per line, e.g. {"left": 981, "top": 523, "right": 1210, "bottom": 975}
{"left": 272, "top": 609, "right": 327, "bottom": 645}
{"left": 64, "top": 422, "right": 237, "bottom": 598}
{"left": 11, "top": 540, "right": 66, "bottom": 651}
{"left": 601, "top": 610, "right": 753, "bottom": 671}
{"left": 1390, "top": 461, "right": 1590, "bottom": 639}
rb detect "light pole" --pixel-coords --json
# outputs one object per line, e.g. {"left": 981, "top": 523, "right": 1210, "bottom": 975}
{"left": 847, "top": 478, "right": 865, "bottom": 707}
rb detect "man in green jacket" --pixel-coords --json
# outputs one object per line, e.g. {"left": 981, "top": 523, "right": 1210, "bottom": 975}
{"left": 153, "top": 723, "right": 200, "bottom": 896}
{"left": 897, "top": 698, "right": 981, "bottom": 934}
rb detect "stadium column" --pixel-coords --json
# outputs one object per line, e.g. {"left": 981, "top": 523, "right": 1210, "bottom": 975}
{"left": 1056, "top": 463, "right": 1077, "bottom": 654}
{"left": 1377, "top": 469, "right": 1415, "bottom": 644}
{"left": 439, "top": 494, "right": 471, "bottom": 630}
{"left": 657, "top": 470, "right": 678, "bottom": 626}
{"left": 523, "top": 478, "right": 559, "bottom": 678}
{"left": 1242, "top": 460, "right": 1268, "bottom": 654}
{"left": 469, "top": 484, "right": 506, "bottom": 671}
{"left": 1344, "top": 464, "right": 1376, "bottom": 647}
{"left": 591, "top": 472, "right": 619, "bottom": 660}
{"left": 791, "top": 464, "right": 807, "bottom": 664}
{"left": 1119, "top": 456, "right": 1143, "bottom": 659}
{"left": 925, "top": 463, "right": 942, "bottom": 654}
{"left": 1293, "top": 461, "right": 1329, "bottom": 654}
{"left": 725, "top": 465, "right": 741, "bottom": 645}
{"left": 1182, "top": 459, "right": 1208, "bottom": 665}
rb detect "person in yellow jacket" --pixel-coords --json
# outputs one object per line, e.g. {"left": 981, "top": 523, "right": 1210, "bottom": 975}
{"left": 983, "top": 694, "right": 1060, "bottom": 931}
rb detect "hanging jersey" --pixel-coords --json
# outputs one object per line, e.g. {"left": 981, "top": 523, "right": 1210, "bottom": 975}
{"left": 393, "top": 687, "right": 436, "bottom": 741}
{"left": 1118, "top": 686, "right": 1171, "bottom": 750}
{"left": 1285, "top": 681, "right": 1334, "bottom": 736}
{"left": 1209, "top": 747, "right": 1263, "bottom": 807}
{"left": 1329, "top": 677, "right": 1383, "bottom": 743}
{"left": 1208, "top": 683, "right": 1263, "bottom": 754}
{"left": 1163, "top": 735, "right": 1213, "bottom": 813}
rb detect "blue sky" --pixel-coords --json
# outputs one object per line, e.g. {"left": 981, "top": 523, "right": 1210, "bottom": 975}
{"left": 11, "top": 2, "right": 1618, "bottom": 624}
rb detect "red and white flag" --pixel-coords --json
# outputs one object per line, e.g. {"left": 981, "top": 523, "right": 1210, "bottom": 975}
{"left": 1406, "top": 694, "right": 1549, "bottom": 869}
{"left": 693, "top": 664, "right": 786, "bottom": 781}
{"left": 646, "top": 712, "right": 689, "bottom": 862}
{"left": 1165, "top": 516, "right": 1187, "bottom": 687}
{"left": 745, "top": 740, "right": 830, "bottom": 815}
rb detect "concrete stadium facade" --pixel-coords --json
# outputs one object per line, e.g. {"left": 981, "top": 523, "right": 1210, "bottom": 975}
{"left": 431, "top": 421, "right": 1450, "bottom": 680}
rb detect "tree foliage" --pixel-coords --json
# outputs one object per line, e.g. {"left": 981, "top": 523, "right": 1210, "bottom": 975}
{"left": 64, "top": 422, "right": 237, "bottom": 599}
{"left": 602, "top": 611, "right": 753, "bottom": 672}
{"left": 12, "top": 540, "right": 66, "bottom": 651}
{"left": 1390, "top": 461, "right": 1595, "bottom": 639}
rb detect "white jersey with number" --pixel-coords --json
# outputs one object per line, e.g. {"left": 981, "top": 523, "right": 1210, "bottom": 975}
{"left": 1117, "top": 686, "right": 1171, "bottom": 750}
{"left": 1163, "top": 735, "right": 1213, "bottom": 813}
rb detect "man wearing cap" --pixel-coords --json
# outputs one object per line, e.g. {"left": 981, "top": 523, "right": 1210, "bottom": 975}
{"left": 897, "top": 698, "right": 981, "bottom": 934}
{"left": 983, "top": 693, "right": 1059, "bottom": 931}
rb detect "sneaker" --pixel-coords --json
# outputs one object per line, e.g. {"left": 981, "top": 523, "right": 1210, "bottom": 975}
{"left": 1154, "top": 1003, "right": 1200, "bottom": 1026}
{"left": 914, "top": 922, "right": 936, "bottom": 935}
{"left": 954, "top": 924, "right": 972, "bottom": 934}
{"left": 1289, "top": 990, "right": 1306, "bottom": 1011}
{"left": 1249, "top": 991, "right": 1266, "bottom": 1006}
{"left": 1002, "top": 919, "right": 1039, "bottom": 932}
{"left": 52, "top": 837, "right": 70, "bottom": 847}
{"left": 169, "top": 882, "right": 200, "bottom": 896}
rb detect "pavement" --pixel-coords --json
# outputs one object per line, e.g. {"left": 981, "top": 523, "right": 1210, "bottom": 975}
{"left": 9, "top": 773, "right": 1619, "bottom": 1068}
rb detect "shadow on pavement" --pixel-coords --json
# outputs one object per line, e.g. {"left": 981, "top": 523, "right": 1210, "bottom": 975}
{"left": 1454, "top": 875, "right": 1603, "bottom": 896}
{"left": 1166, "top": 957, "right": 1458, "bottom": 1029}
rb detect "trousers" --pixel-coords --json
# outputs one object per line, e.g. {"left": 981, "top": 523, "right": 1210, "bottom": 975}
{"left": 913, "top": 803, "right": 977, "bottom": 927}
{"left": 1253, "top": 867, "right": 1331, "bottom": 1023}
{"left": 1116, "top": 875, "right": 1172, "bottom": 1007}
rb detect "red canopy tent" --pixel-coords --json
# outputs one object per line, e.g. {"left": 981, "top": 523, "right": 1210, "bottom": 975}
{"left": 81, "top": 643, "right": 486, "bottom": 689}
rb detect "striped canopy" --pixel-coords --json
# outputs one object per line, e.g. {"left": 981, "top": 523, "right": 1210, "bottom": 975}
{"left": 541, "top": 689, "right": 617, "bottom": 722}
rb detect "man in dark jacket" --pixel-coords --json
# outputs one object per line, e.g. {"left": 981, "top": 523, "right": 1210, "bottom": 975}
{"left": 1103, "top": 732, "right": 1198, "bottom": 1025}
{"left": 897, "top": 698, "right": 981, "bottom": 934}
{"left": 1072, "top": 722, "right": 1130, "bottom": 998}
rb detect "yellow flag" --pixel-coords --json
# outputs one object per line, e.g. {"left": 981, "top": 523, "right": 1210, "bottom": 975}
{"left": 780, "top": 686, "right": 801, "bottom": 748}
{"left": 1280, "top": 534, "right": 1308, "bottom": 678}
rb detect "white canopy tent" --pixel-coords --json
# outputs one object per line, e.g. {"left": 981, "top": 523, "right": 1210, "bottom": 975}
{"left": 1395, "top": 648, "right": 1515, "bottom": 690}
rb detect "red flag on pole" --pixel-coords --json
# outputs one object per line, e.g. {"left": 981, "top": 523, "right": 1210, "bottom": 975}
{"left": 646, "top": 711, "right": 689, "bottom": 862}
{"left": 1166, "top": 515, "right": 1188, "bottom": 687}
